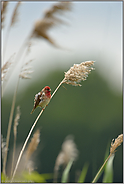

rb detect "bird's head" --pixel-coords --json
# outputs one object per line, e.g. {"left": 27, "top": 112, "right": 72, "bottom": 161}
{"left": 44, "top": 86, "right": 51, "bottom": 93}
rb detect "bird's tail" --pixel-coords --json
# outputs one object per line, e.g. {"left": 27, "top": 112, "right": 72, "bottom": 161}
{"left": 30, "top": 108, "right": 35, "bottom": 114}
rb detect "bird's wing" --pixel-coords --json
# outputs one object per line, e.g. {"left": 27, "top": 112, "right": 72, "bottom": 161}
{"left": 33, "top": 92, "right": 42, "bottom": 109}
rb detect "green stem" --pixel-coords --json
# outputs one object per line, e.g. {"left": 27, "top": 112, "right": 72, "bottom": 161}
{"left": 61, "top": 160, "right": 73, "bottom": 183}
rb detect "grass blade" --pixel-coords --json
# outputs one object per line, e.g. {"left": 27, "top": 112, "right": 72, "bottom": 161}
{"left": 61, "top": 160, "right": 73, "bottom": 183}
{"left": 78, "top": 163, "right": 89, "bottom": 183}
{"left": 102, "top": 154, "right": 114, "bottom": 183}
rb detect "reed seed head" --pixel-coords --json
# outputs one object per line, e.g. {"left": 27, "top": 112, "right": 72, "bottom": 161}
{"left": 25, "top": 129, "right": 40, "bottom": 161}
{"left": 44, "top": 2, "right": 71, "bottom": 19}
{"left": 54, "top": 135, "right": 78, "bottom": 172}
{"left": 19, "top": 59, "right": 34, "bottom": 79}
{"left": 62, "top": 135, "right": 79, "bottom": 163}
{"left": 31, "top": 2, "right": 72, "bottom": 47}
{"left": 10, "top": 2, "right": 21, "bottom": 27}
{"left": 31, "top": 19, "right": 56, "bottom": 46}
{"left": 1, "top": 53, "right": 15, "bottom": 81}
{"left": 110, "top": 134, "right": 123, "bottom": 155}
{"left": 1, "top": 1, "right": 9, "bottom": 28}
{"left": 1, "top": 135, "right": 7, "bottom": 161}
{"left": 64, "top": 61, "right": 95, "bottom": 86}
{"left": 13, "top": 106, "right": 21, "bottom": 138}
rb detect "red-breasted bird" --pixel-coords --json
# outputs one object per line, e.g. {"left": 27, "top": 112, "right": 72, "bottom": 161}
{"left": 31, "top": 86, "right": 51, "bottom": 114}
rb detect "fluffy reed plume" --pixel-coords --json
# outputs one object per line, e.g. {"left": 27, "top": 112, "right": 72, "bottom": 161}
{"left": 25, "top": 129, "right": 40, "bottom": 161}
{"left": 30, "top": 2, "right": 72, "bottom": 47}
{"left": 19, "top": 60, "right": 34, "bottom": 79}
{"left": 44, "top": 2, "right": 71, "bottom": 18}
{"left": 1, "top": 135, "right": 7, "bottom": 162}
{"left": 64, "top": 61, "right": 95, "bottom": 86}
{"left": 1, "top": 1, "right": 9, "bottom": 28}
{"left": 1, "top": 53, "right": 15, "bottom": 81}
{"left": 54, "top": 135, "right": 78, "bottom": 182}
{"left": 26, "top": 41, "right": 32, "bottom": 55}
{"left": 44, "top": 2, "right": 71, "bottom": 24}
{"left": 13, "top": 106, "right": 21, "bottom": 138}
{"left": 51, "top": 61, "right": 95, "bottom": 99}
{"left": 32, "top": 19, "right": 56, "bottom": 45}
{"left": 10, "top": 2, "right": 21, "bottom": 27}
{"left": 55, "top": 135, "right": 78, "bottom": 170}
{"left": 11, "top": 106, "right": 21, "bottom": 176}
{"left": 110, "top": 134, "right": 123, "bottom": 155}
{"left": 92, "top": 133, "right": 123, "bottom": 183}
{"left": 10, "top": 129, "right": 40, "bottom": 178}
{"left": 23, "top": 129, "right": 40, "bottom": 173}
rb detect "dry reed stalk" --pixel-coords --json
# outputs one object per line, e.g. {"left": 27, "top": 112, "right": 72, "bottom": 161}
{"left": 1, "top": 135, "right": 8, "bottom": 163}
{"left": 44, "top": 2, "right": 71, "bottom": 18}
{"left": 25, "top": 129, "right": 40, "bottom": 161}
{"left": 26, "top": 41, "right": 32, "bottom": 55}
{"left": 11, "top": 109, "right": 44, "bottom": 181}
{"left": 2, "top": 2, "right": 21, "bottom": 63}
{"left": 1, "top": 53, "right": 15, "bottom": 82}
{"left": 11, "top": 61, "right": 95, "bottom": 181}
{"left": 2, "top": 56, "right": 34, "bottom": 175}
{"left": 11, "top": 106, "right": 21, "bottom": 177}
{"left": 43, "top": 2, "right": 71, "bottom": 25}
{"left": 30, "top": 2, "right": 72, "bottom": 47}
{"left": 3, "top": 2, "right": 71, "bottom": 177}
{"left": 10, "top": 2, "right": 21, "bottom": 27}
{"left": 23, "top": 129, "right": 40, "bottom": 173}
{"left": 3, "top": 2, "right": 71, "bottom": 91}
{"left": 1, "top": 1, "right": 9, "bottom": 28}
{"left": 32, "top": 19, "right": 57, "bottom": 46}
{"left": 2, "top": 43, "right": 34, "bottom": 175}
{"left": 2, "top": 79, "right": 20, "bottom": 176}
{"left": 92, "top": 134, "right": 123, "bottom": 183}
{"left": 19, "top": 59, "right": 34, "bottom": 79}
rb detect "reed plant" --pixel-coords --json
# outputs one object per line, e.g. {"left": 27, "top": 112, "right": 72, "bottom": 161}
{"left": 1, "top": 1, "right": 123, "bottom": 183}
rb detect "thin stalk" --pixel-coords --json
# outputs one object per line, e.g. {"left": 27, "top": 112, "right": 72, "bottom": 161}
{"left": 2, "top": 25, "right": 10, "bottom": 64}
{"left": 11, "top": 109, "right": 43, "bottom": 182}
{"left": 92, "top": 154, "right": 111, "bottom": 183}
{"left": 51, "top": 78, "right": 65, "bottom": 99}
{"left": 3, "top": 2, "right": 21, "bottom": 63}
{"left": 11, "top": 127, "right": 17, "bottom": 177}
{"left": 11, "top": 78, "right": 65, "bottom": 181}
{"left": 3, "top": 42, "right": 30, "bottom": 175}
{"left": 2, "top": 77, "right": 20, "bottom": 175}
{"left": 2, "top": 36, "right": 30, "bottom": 96}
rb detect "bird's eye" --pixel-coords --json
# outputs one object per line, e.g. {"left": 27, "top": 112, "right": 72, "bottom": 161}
{"left": 45, "top": 86, "right": 51, "bottom": 91}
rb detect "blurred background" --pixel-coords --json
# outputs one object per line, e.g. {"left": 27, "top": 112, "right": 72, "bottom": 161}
{"left": 2, "top": 1, "right": 122, "bottom": 182}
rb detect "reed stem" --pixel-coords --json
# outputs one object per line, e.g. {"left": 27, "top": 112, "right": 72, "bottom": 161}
{"left": 11, "top": 78, "right": 65, "bottom": 181}
{"left": 92, "top": 154, "right": 111, "bottom": 183}
{"left": 2, "top": 77, "right": 20, "bottom": 175}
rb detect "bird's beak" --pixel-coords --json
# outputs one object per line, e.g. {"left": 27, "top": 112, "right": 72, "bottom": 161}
{"left": 49, "top": 89, "right": 51, "bottom": 92}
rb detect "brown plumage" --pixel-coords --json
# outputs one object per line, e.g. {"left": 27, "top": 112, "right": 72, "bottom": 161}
{"left": 31, "top": 86, "right": 51, "bottom": 114}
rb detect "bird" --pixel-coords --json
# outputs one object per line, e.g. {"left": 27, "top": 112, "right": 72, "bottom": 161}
{"left": 31, "top": 86, "right": 51, "bottom": 114}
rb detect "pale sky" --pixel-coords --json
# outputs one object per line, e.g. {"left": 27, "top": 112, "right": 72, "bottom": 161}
{"left": 2, "top": 1, "right": 122, "bottom": 95}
